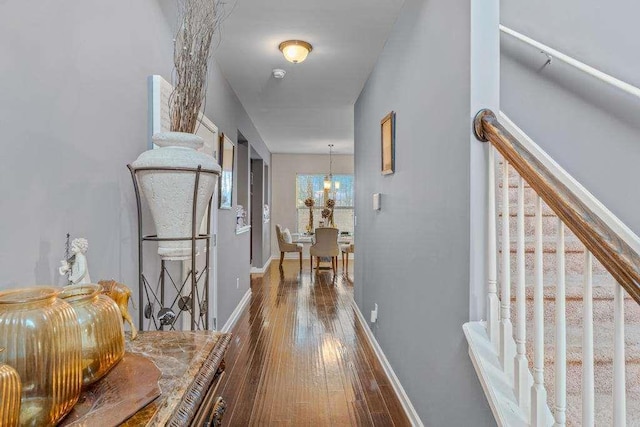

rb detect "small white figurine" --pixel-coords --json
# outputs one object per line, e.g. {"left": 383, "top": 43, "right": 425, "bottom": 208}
{"left": 236, "top": 205, "right": 246, "bottom": 228}
{"left": 59, "top": 238, "right": 92, "bottom": 285}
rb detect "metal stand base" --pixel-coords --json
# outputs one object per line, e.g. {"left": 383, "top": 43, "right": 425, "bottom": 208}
{"left": 128, "top": 164, "right": 219, "bottom": 332}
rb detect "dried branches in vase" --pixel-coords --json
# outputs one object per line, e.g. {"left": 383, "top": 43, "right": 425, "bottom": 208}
{"left": 325, "top": 199, "right": 336, "bottom": 227}
{"left": 130, "top": 0, "right": 227, "bottom": 262}
{"left": 170, "top": 0, "right": 225, "bottom": 133}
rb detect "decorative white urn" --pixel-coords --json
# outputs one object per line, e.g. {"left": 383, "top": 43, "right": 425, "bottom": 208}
{"left": 132, "top": 132, "right": 220, "bottom": 260}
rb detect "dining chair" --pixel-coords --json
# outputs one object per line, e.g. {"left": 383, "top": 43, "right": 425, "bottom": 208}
{"left": 309, "top": 227, "right": 339, "bottom": 274}
{"left": 275, "top": 224, "right": 303, "bottom": 270}
{"left": 341, "top": 243, "right": 354, "bottom": 271}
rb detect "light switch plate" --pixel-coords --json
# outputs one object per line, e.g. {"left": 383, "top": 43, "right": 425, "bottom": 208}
{"left": 373, "top": 193, "right": 381, "bottom": 211}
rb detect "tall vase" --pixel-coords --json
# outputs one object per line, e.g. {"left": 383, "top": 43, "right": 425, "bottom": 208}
{"left": 307, "top": 208, "right": 314, "bottom": 234}
{"left": 0, "top": 349, "right": 21, "bottom": 427}
{"left": 60, "top": 284, "right": 125, "bottom": 386}
{"left": 0, "top": 287, "right": 82, "bottom": 427}
{"left": 132, "top": 132, "right": 221, "bottom": 260}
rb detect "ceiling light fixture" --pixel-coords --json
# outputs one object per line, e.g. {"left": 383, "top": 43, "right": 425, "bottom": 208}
{"left": 279, "top": 40, "right": 313, "bottom": 64}
{"left": 324, "top": 144, "right": 335, "bottom": 191}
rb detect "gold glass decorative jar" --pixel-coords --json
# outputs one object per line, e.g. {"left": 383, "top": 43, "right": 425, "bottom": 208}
{"left": 60, "top": 284, "right": 125, "bottom": 386}
{"left": 0, "top": 287, "right": 82, "bottom": 426}
{"left": 0, "top": 348, "right": 21, "bottom": 427}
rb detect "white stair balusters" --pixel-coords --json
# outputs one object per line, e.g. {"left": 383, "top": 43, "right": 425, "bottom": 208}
{"left": 500, "top": 159, "right": 515, "bottom": 377}
{"left": 554, "top": 220, "right": 567, "bottom": 426}
{"left": 487, "top": 145, "right": 500, "bottom": 351}
{"left": 472, "top": 112, "right": 640, "bottom": 427}
{"left": 582, "top": 252, "right": 595, "bottom": 427}
{"left": 613, "top": 282, "right": 627, "bottom": 427}
{"left": 531, "top": 195, "right": 548, "bottom": 426}
{"left": 514, "top": 175, "right": 530, "bottom": 411}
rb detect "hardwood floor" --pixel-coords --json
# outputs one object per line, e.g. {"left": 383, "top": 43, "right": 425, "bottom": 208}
{"left": 218, "top": 259, "right": 411, "bottom": 426}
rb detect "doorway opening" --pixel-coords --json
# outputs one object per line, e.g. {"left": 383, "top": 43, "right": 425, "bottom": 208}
{"left": 250, "top": 147, "right": 268, "bottom": 268}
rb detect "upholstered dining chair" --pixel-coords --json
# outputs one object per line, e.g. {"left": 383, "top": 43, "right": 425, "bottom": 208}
{"left": 309, "top": 227, "right": 339, "bottom": 274}
{"left": 341, "top": 243, "right": 354, "bottom": 271}
{"left": 275, "top": 224, "right": 303, "bottom": 270}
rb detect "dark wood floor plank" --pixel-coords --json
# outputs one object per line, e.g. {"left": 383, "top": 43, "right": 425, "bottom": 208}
{"left": 218, "top": 259, "right": 411, "bottom": 426}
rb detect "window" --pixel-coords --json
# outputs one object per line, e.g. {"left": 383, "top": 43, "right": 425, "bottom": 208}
{"left": 296, "top": 174, "right": 354, "bottom": 234}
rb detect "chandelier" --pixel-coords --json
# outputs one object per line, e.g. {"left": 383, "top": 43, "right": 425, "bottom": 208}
{"left": 323, "top": 144, "right": 340, "bottom": 191}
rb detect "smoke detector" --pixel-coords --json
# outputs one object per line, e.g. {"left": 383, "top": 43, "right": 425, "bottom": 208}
{"left": 272, "top": 69, "right": 286, "bottom": 79}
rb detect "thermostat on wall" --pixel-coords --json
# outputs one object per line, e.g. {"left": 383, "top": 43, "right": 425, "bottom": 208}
{"left": 373, "top": 193, "right": 381, "bottom": 211}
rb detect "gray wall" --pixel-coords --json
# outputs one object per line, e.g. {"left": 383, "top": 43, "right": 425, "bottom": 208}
{"left": 354, "top": 0, "right": 494, "bottom": 424}
{"left": 201, "top": 60, "right": 271, "bottom": 326}
{"left": 0, "top": 0, "right": 270, "bottom": 329}
{"left": 501, "top": 0, "right": 640, "bottom": 235}
{"left": 0, "top": 1, "right": 174, "bottom": 296}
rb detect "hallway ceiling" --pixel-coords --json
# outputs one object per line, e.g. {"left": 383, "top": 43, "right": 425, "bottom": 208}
{"left": 215, "top": 0, "right": 405, "bottom": 154}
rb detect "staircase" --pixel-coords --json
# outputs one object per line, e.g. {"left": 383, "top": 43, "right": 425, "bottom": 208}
{"left": 464, "top": 110, "right": 640, "bottom": 427}
{"left": 499, "top": 164, "right": 640, "bottom": 426}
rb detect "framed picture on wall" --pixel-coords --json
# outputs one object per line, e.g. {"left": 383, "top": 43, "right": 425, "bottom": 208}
{"left": 219, "top": 133, "right": 235, "bottom": 209}
{"left": 381, "top": 111, "right": 395, "bottom": 175}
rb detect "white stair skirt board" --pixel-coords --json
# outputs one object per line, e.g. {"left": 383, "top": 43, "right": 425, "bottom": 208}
{"left": 221, "top": 289, "right": 252, "bottom": 333}
{"left": 351, "top": 301, "right": 424, "bottom": 427}
{"left": 463, "top": 321, "right": 554, "bottom": 427}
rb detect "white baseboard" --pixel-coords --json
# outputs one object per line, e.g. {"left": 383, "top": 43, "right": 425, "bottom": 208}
{"left": 352, "top": 301, "right": 424, "bottom": 427}
{"left": 221, "top": 289, "right": 251, "bottom": 333}
{"left": 250, "top": 257, "right": 275, "bottom": 274}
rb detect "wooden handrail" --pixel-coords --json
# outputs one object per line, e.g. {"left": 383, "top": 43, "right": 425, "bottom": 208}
{"left": 474, "top": 109, "right": 640, "bottom": 305}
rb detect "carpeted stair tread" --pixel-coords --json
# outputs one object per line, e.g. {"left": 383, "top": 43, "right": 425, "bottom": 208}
{"left": 535, "top": 322, "right": 640, "bottom": 363}
{"left": 497, "top": 203, "right": 557, "bottom": 216}
{"left": 509, "top": 283, "right": 640, "bottom": 326}
{"left": 500, "top": 236, "right": 586, "bottom": 252}
{"left": 495, "top": 153, "right": 640, "bottom": 425}
{"left": 515, "top": 282, "right": 634, "bottom": 300}
{"left": 563, "top": 391, "right": 640, "bottom": 426}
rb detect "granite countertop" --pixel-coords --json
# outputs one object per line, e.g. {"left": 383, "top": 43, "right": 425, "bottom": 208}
{"left": 124, "top": 331, "right": 231, "bottom": 426}
{"left": 62, "top": 330, "right": 230, "bottom": 427}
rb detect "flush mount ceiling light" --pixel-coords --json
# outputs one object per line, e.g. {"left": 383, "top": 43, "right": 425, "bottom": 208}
{"left": 279, "top": 40, "right": 313, "bottom": 63}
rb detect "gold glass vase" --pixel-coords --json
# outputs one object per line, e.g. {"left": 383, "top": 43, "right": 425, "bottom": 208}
{"left": 0, "top": 349, "right": 21, "bottom": 427}
{"left": 60, "top": 284, "right": 125, "bottom": 386}
{"left": 0, "top": 287, "right": 82, "bottom": 427}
